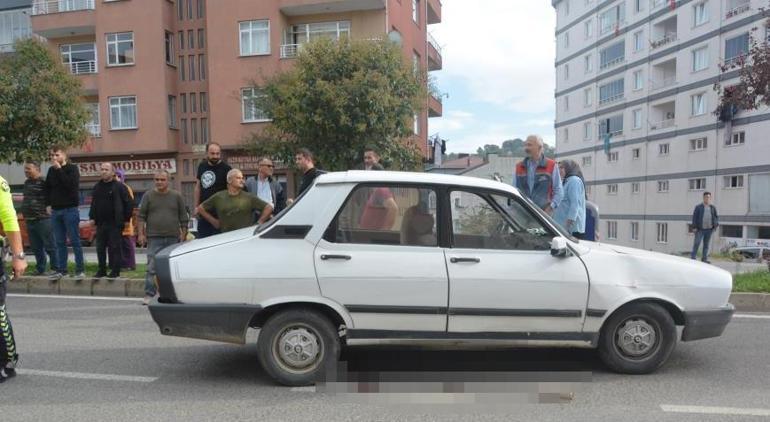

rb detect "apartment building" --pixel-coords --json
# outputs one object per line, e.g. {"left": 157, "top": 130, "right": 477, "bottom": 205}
{"left": 552, "top": 0, "right": 770, "bottom": 254}
{"left": 1, "top": 0, "right": 442, "bottom": 206}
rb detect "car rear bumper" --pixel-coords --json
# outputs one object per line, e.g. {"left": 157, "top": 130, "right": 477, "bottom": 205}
{"left": 148, "top": 300, "right": 262, "bottom": 344}
{"left": 681, "top": 304, "right": 735, "bottom": 342}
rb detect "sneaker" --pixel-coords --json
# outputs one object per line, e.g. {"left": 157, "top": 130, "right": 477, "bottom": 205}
{"left": 73, "top": 272, "right": 86, "bottom": 281}
{"left": 4, "top": 367, "right": 15, "bottom": 379}
{"left": 94, "top": 270, "right": 108, "bottom": 279}
{"left": 142, "top": 296, "right": 152, "bottom": 306}
{"left": 48, "top": 272, "right": 64, "bottom": 282}
{"left": 107, "top": 271, "right": 120, "bottom": 279}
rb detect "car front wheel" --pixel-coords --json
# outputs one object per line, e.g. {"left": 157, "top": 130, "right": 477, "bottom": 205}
{"left": 256, "top": 308, "right": 340, "bottom": 386}
{"left": 598, "top": 302, "right": 677, "bottom": 374}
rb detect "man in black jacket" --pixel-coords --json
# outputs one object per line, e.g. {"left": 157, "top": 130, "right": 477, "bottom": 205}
{"left": 45, "top": 147, "right": 85, "bottom": 280}
{"left": 691, "top": 192, "right": 719, "bottom": 264}
{"left": 89, "top": 163, "right": 133, "bottom": 278}
{"left": 295, "top": 148, "right": 324, "bottom": 196}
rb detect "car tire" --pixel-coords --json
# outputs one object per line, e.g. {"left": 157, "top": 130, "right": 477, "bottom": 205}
{"left": 256, "top": 308, "right": 340, "bottom": 386}
{"left": 598, "top": 302, "right": 677, "bottom": 374}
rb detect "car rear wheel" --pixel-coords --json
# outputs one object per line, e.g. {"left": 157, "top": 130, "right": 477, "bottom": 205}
{"left": 598, "top": 302, "right": 677, "bottom": 374}
{"left": 256, "top": 308, "right": 340, "bottom": 386}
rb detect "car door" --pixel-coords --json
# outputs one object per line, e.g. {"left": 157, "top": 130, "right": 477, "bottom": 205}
{"left": 314, "top": 184, "right": 448, "bottom": 333}
{"left": 445, "top": 189, "right": 589, "bottom": 334}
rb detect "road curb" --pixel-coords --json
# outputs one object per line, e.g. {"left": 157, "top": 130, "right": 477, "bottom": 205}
{"left": 8, "top": 276, "right": 145, "bottom": 298}
{"left": 729, "top": 293, "right": 770, "bottom": 313}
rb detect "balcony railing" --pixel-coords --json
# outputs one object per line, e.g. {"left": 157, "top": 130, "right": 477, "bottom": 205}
{"left": 599, "top": 56, "right": 625, "bottom": 71}
{"left": 651, "top": 77, "right": 677, "bottom": 91}
{"left": 32, "top": 0, "right": 95, "bottom": 15}
{"left": 723, "top": 54, "right": 747, "bottom": 68}
{"left": 599, "top": 93, "right": 624, "bottom": 106}
{"left": 650, "top": 118, "right": 675, "bottom": 131}
{"left": 280, "top": 44, "right": 300, "bottom": 59}
{"left": 86, "top": 123, "right": 101, "bottom": 138}
{"left": 428, "top": 33, "right": 442, "bottom": 55}
{"left": 599, "top": 20, "right": 625, "bottom": 36}
{"left": 67, "top": 60, "right": 96, "bottom": 74}
{"left": 725, "top": 3, "right": 750, "bottom": 19}
{"left": 651, "top": 33, "right": 677, "bottom": 50}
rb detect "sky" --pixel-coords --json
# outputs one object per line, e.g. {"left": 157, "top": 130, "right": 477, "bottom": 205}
{"left": 429, "top": 0, "right": 556, "bottom": 154}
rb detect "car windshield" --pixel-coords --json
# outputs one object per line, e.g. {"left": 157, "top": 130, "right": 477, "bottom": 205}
{"left": 253, "top": 180, "right": 313, "bottom": 234}
{"left": 507, "top": 193, "right": 578, "bottom": 243}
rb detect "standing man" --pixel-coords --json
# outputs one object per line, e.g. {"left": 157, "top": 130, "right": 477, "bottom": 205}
{"left": 115, "top": 170, "right": 136, "bottom": 271}
{"left": 22, "top": 162, "right": 57, "bottom": 276}
{"left": 0, "top": 173, "right": 27, "bottom": 383}
{"left": 245, "top": 157, "right": 286, "bottom": 219}
{"left": 295, "top": 148, "right": 324, "bottom": 196}
{"left": 89, "top": 163, "right": 133, "bottom": 279}
{"left": 513, "top": 135, "right": 563, "bottom": 214}
{"left": 45, "top": 146, "right": 85, "bottom": 280}
{"left": 691, "top": 192, "right": 719, "bottom": 264}
{"left": 362, "top": 148, "right": 384, "bottom": 171}
{"left": 194, "top": 143, "right": 231, "bottom": 238}
{"left": 138, "top": 170, "right": 188, "bottom": 305}
{"left": 197, "top": 169, "right": 273, "bottom": 233}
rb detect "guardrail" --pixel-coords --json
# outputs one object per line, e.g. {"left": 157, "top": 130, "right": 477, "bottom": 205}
{"left": 86, "top": 123, "right": 101, "bottom": 137}
{"left": 725, "top": 3, "right": 750, "bottom": 19}
{"left": 428, "top": 33, "right": 442, "bottom": 55}
{"left": 599, "top": 56, "right": 624, "bottom": 71}
{"left": 650, "top": 118, "right": 675, "bottom": 131}
{"left": 32, "top": 0, "right": 95, "bottom": 15}
{"left": 280, "top": 44, "right": 299, "bottom": 59}
{"left": 67, "top": 60, "right": 96, "bottom": 74}
{"left": 599, "top": 93, "right": 624, "bottom": 106}
{"left": 651, "top": 33, "right": 677, "bottom": 50}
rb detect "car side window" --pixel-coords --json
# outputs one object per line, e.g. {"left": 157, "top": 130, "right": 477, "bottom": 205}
{"left": 450, "top": 190, "right": 552, "bottom": 251}
{"left": 325, "top": 185, "right": 438, "bottom": 247}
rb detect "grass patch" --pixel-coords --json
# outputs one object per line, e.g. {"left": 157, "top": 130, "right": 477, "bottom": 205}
{"left": 25, "top": 262, "right": 147, "bottom": 279}
{"left": 733, "top": 270, "right": 770, "bottom": 293}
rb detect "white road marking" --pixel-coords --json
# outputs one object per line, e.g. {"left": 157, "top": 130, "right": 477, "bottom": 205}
{"left": 733, "top": 314, "right": 770, "bottom": 319}
{"left": 17, "top": 369, "right": 158, "bottom": 383}
{"left": 8, "top": 294, "right": 140, "bottom": 302}
{"left": 661, "top": 404, "right": 770, "bottom": 417}
{"left": 290, "top": 386, "right": 316, "bottom": 393}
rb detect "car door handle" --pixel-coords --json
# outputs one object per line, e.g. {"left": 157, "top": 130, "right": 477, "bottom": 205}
{"left": 320, "top": 254, "right": 352, "bottom": 261}
{"left": 450, "top": 257, "right": 480, "bottom": 264}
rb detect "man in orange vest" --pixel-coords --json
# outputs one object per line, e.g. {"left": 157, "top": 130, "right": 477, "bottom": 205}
{"left": 513, "top": 135, "right": 563, "bottom": 215}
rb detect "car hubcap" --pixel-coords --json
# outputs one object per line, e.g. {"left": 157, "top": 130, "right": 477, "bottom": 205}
{"left": 616, "top": 318, "right": 657, "bottom": 358}
{"left": 275, "top": 326, "right": 321, "bottom": 371}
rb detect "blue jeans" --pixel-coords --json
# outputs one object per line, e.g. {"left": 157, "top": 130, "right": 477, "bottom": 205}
{"left": 145, "top": 237, "right": 178, "bottom": 296}
{"left": 691, "top": 228, "right": 714, "bottom": 261}
{"left": 26, "top": 218, "right": 58, "bottom": 274}
{"left": 51, "top": 207, "right": 85, "bottom": 274}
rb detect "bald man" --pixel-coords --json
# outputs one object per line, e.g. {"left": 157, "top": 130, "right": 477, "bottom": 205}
{"left": 513, "top": 135, "right": 563, "bottom": 214}
{"left": 89, "top": 163, "right": 133, "bottom": 278}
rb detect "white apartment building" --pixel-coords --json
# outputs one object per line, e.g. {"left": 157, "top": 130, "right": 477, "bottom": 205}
{"left": 552, "top": 0, "right": 770, "bottom": 254}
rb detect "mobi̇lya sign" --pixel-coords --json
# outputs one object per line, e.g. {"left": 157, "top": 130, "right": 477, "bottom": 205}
{"left": 78, "top": 159, "right": 177, "bottom": 177}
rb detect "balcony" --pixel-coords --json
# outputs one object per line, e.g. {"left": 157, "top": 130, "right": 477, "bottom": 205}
{"left": 651, "top": 77, "right": 677, "bottom": 91}
{"left": 427, "top": 0, "right": 442, "bottom": 24}
{"left": 31, "top": 0, "right": 95, "bottom": 38}
{"left": 279, "top": 0, "right": 385, "bottom": 16}
{"left": 650, "top": 101, "right": 675, "bottom": 131}
{"left": 649, "top": 118, "right": 675, "bottom": 131}
{"left": 427, "top": 33, "right": 442, "bottom": 71}
{"left": 428, "top": 93, "right": 442, "bottom": 117}
{"left": 280, "top": 44, "right": 300, "bottom": 59}
{"left": 66, "top": 60, "right": 96, "bottom": 74}
{"left": 725, "top": 1, "right": 750, "bottom": 19}
{"left": 599, "top": 93, "right": 624, "bottom": 106}
{"left": 86, "top": 123, "right": 101, "bottom": 138}
{"left": 650, "top": 32, "right": 677, "bottom": 50}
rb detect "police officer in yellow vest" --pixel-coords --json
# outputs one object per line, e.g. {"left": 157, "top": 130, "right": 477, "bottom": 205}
{"left": 0, "top": 174, "right": 28, "bottom": 383}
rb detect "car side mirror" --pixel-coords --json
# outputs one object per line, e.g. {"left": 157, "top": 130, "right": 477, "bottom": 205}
{"left": 550, "top": 237, "right": 569, "bottom": 258}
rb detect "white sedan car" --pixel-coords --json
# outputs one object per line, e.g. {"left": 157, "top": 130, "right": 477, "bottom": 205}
{"left": 149, "top": 171, "right": 734, "bottom": 386}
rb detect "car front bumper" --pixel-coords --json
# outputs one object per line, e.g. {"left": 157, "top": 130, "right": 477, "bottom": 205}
{"left": 681, "top": 304, "right": 735, "bottom": 342}
{"left": 148, "top": 300, "right": 262, "bottom": 344}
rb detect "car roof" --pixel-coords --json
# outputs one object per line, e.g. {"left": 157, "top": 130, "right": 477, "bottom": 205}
{"left": 315, "top": 171, "right": 522, "bottom": 196}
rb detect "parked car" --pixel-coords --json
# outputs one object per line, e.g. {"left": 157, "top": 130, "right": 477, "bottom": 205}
{"left": 732, "top": 246, "right": 770, "bottom": 263}
{"left": 149, "top": 171, "right": 734, "bottom": 386}
{"left": 78, "top": 205, "right": 95, "bottom": 246}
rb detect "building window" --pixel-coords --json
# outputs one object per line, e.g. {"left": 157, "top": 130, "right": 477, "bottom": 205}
{"left": 727, "top": 131, "right": 745, "bottom": 146}
{"left": 584, "top": 54, "right": 593, "bottom": 73}
{"left": 188, "top": 29, "right": 194, "bottom": 49}
{"left": 414, "top": 113, "right": 420, "bottom": 136}
{"left": 632, "top": 148, "right": 640, "bottom": 159}
{"left": 109, "top": 96, "right": 137, "bottom": 129}
{"left": 599, "top": 3, "right": 625, "bottom": 36}
{"left": 190, "top": 93, "right": 197, "bottom": 113}
{"left": 607, "top": 221, "right": 618, "bottom": 239}
{"left": 584, "top": 20, "right": 593, "bottom": 38}
{"left": 563, "top": 31, "right": 570, "bottom": 49}
{"left": 631, "top": 182, "right": 640, "bottom": 193}
{"left": 564, "top": 95, "right": 569, "bottom": 111}
{"left": 180, "top": 93, "right": 187, "bottom": 113}
{"left": 632, "top": 109, "right": 642, "bottom": 129}
{"left": 634, "top": 0, "right": 644, "bottom": 13}
{"left": 583, "top": 122, "right": 592, "bottom": 140}
{"left": 693, "top": 2, "right": 709, "bottom": 26}
{"left": 197, "top": 0, "right": 204, "bottom": 18}
{"left": 582, "top": 156, "right": 592, "bottom": 167}
{"left": 608, "top": 151, "right": 619, "bottom": 162}
{"left": 657, "top": 180, "right": 670, "bottom": 192}
{"left": 198, "top": 29, "right": 205, "bottom": 48}
{"left": 689, "top": 178, "right": 707, "bottom": 191}
{"left": 198, "top": 54, "right": 205, "bottom": 80}
{"left": 599, "top": 78, "right": 624, "bottom": 104}
{"left": 690, "top": 137, "right": 708, "bottom": 151}
{"left": 691, "top": 93, "right": 707, "bottom": 116}
{"left": 584, "top": 88, "right": 592, "bottom": 106}
{"left": 183, "top": 159, "right": 190, "bottom": 176}
{"left": 656, "top": 223, "right": 668, "bottom": 243}
{"left": 86, "top": 103, "right": 100, "bottom": 137}
{"left": 188, "top": 55, "right": 195, "bottom": 80}
{"left": 60, "top": 43, "right": 97, "bottom": 75}
{"left": 725, "top": 32, "right": 749, "bottom": 66}
{"left": 599, "top": 114, "right": 624, "bottom": 137}
{"left": 633, "top": 70, "right": 643, "bottom": 90}
{"left": 106, "top": 32, "right": 134, "bottom": 66}
{"left": 692, "top": 46, "right": 709, "bottom": 71}
{"left": 564, "top": 63, "right": 569, "bottom": 80}
{"left": 178, "top": 31, "right": 184, "bottom": 50}
{"left": 242, "top": 87, "right": 269, "bottom": 122}
{"left": 190, "top": 117, "right": 198, "bottom": 144}
{"left": 599, "top": 41, "right": 625, "bottom": 70}
{"left": 633, "top": 30, "right": 643, "bottom": 52}
{"left": 721, "top": 225, "right": 743, "bottom": 238}
{"left": 177, "top": 0, "right": 183, "bottom": 20}
{"left": 181, "top": 118, "right": 188, "bottom": 143}
{"left": 167, "top": 95, "right": 177, "bottom": 129}
{"left": 631, "top": 222, "right": 639, "bottom": 241}
{"left": 165, "top": 31, "right": 174, "bottom": 65}
{"left": 240, "top": 20, "right": 270, "bottom": 56}
{"left": 607, "top": 184, "right": 618, "bottom": 195}
{"left": 563, "top": 128, "right": 569, "bottom": 142}
{"left": 724, "top": 175, "right": 744, "bottom": 188}
{"left": 412, "top": 0, "right": 419, "bottom": 23}
{"left": 179, "top": 56, "right": 185, "bottom": 80}
{"left": 186, "top": 0, "right": 193, "bottom": 20}
{"left": 659, "top": 143, "right": 670, "bottom": 155}
{"left": 200, "top": 92, "right": 207, "bottom": 112}
{"left": 201, "top": 118, "right": 208, "bottom": 143}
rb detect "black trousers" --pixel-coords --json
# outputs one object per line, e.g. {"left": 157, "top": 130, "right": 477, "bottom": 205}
{"left": 0, "top": 270, "right": 18, "bottom": 367}
{"left": 96, "top": 224, "right": 123, "bottom": 273}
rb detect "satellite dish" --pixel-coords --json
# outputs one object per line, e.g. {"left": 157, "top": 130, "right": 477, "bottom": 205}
{"left": 388, "top": 30, "right": 403, "bottom": 45}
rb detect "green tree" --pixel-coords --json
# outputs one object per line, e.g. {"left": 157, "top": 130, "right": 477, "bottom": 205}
{"left": 0, "top": 38, "right": 90, "bottom": 163}
{"left": 244, "top": 38, "right": 427, "bottom": 171}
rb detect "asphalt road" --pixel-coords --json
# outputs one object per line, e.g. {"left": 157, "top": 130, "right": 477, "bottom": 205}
{"left": 1, "top": 295, "right": 769, "bottom": 422}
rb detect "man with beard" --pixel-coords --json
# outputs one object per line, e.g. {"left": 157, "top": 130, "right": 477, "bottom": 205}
{"left": 194, "top": 143, "right": 231, "bottom": 238}
{"left": 89, "top": 163, "right": 133, "bottom": 279}
{"left": 295, "top": 148, "right": 324, "bottom": 196}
